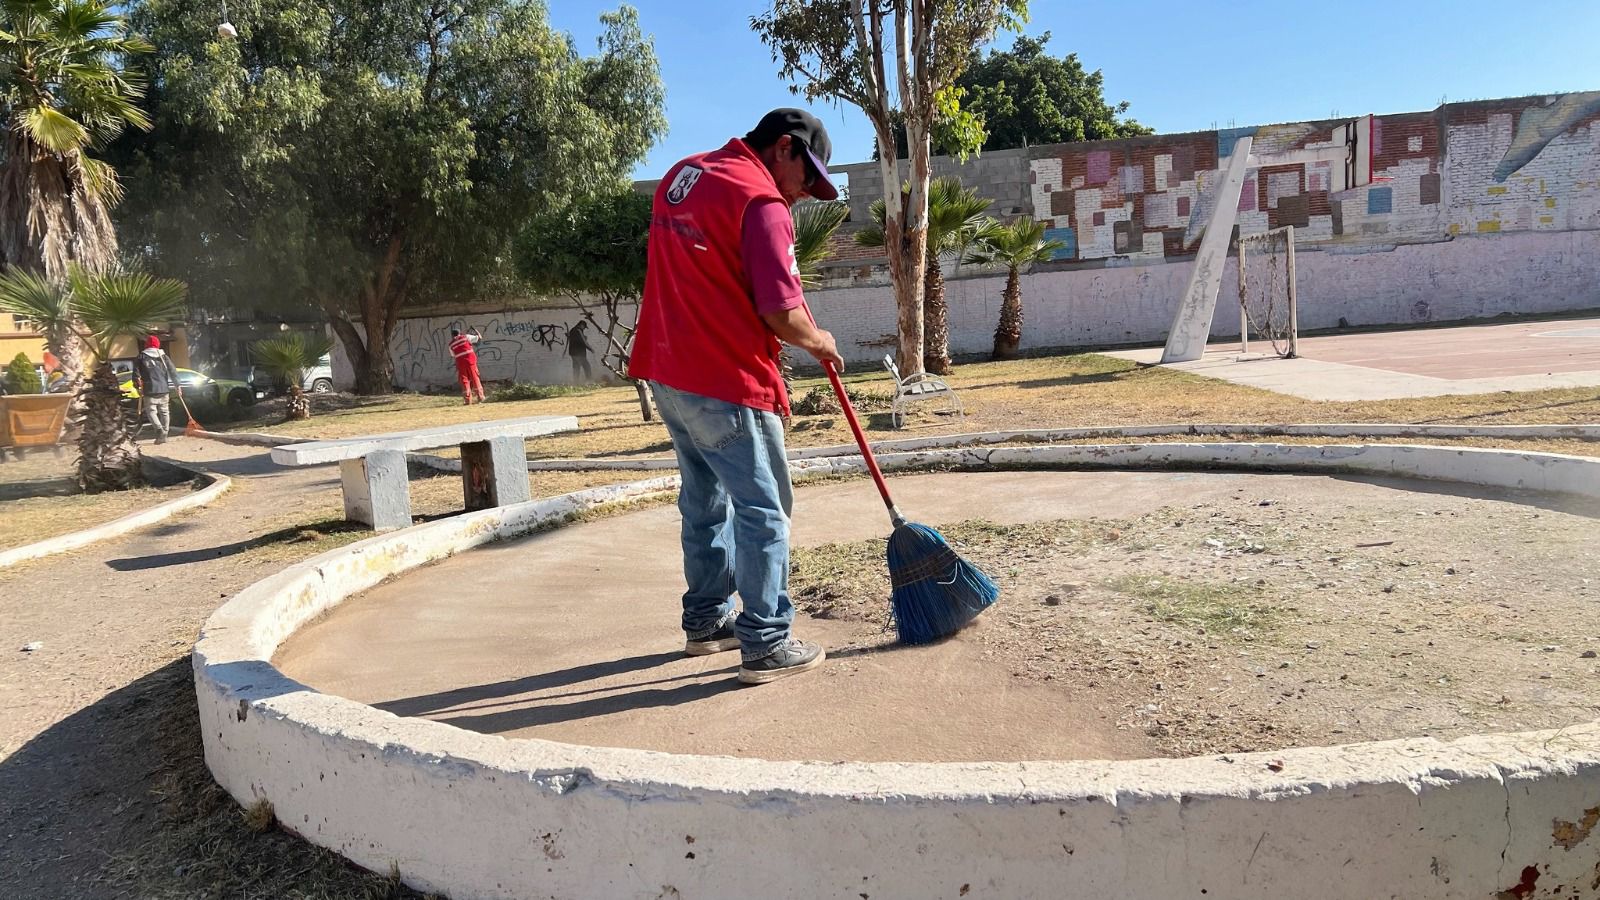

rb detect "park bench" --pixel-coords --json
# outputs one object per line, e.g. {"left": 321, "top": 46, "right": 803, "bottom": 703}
{"left": 270, "top": 415, "right": 578, "bottom": 531}
{"left": 0, "top": 394, "right": 70, "bottom": 461}
{"left": 882, "top": 355, "right": 964, "bottom": 429}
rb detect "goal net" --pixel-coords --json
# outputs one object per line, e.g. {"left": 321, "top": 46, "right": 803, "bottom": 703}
{"left": 1237, "top": 225, "right": 1298, "bottom": 358}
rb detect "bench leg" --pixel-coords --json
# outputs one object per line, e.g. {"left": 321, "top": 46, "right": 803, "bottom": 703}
{"left": 460, "top": 436, "right": 531, "bottom": 511}
{"left": 339, "top": 449, "right": 412, "bottom": 531}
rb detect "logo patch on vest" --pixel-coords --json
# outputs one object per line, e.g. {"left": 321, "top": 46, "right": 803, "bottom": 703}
{"left": 666, "top": 166, "right": 703, "bottom": 205}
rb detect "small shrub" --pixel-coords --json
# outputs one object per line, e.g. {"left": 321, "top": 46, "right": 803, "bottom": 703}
{"left": 489, "top": 382, "right": 586, "bottom": 403}
{"left": 5, "top": 352, "right": 42, "bottom": 393}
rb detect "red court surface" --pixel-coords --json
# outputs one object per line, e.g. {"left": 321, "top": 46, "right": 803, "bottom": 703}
{"left": 1292, "top": 317, "right": 1600, "bottom": 379}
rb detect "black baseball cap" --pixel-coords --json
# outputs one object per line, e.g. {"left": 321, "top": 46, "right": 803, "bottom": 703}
{"left": 747, "top": 108, "right": 839, "bottom": 201}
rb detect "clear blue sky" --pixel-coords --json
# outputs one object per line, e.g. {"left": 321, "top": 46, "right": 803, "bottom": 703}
{"left": 552, "top": 0, "right": 1600, "bottom": 181}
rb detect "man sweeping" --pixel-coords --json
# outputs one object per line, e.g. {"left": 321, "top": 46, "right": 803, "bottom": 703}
{"left": 629, "top": 108, "right": 844, "bottom": 685}
{"left": 133, "top": 335, "right": 181, "bottom": 444}
{"left": 449, "top": 326, "right": 486, "bottom": 405}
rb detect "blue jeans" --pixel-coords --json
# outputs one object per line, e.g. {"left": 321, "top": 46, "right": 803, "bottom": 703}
{"left": 649, "top": 382, "right": 794, "bottom": 661}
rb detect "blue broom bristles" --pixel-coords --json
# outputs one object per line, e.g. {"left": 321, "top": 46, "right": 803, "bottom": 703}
{"left": 886, "top": 521, "right": 1000, "bottom": 645}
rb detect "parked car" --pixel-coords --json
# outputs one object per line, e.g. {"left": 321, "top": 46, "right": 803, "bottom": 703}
{"left": 302, "top": 354, "right": 334, "bottom": 393}
{"left": 119, "top": 366, "right": 266, "bottom": 409}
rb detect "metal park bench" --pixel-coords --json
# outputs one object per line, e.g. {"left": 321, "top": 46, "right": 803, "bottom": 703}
{"left": 882, "top": 355, "right": 964, "bottom": 429}
{"left": 270, "top": 415, "right": 578, "bottom": 531}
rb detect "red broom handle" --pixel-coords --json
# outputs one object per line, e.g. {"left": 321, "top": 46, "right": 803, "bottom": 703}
{"left": 822, "top": 360, "right": 903, "bottom": 526}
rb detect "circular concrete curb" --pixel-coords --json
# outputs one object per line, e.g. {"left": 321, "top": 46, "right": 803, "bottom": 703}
{"left": 194, "top": 444, "right": 1600, "bottom": 900}
{"left": 0, "top": 458, "right": 232, "bottom": 569}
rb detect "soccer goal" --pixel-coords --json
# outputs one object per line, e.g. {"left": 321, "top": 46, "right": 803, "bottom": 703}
{"left": 1237, "top": 225, "right": 1298, "bottom": 358}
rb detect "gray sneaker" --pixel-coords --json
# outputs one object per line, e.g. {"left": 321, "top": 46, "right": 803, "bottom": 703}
{"left": 737, "top": 639, "right": 825, "bottom": 685}
{"left": 684, "top": 618, "right": 740, "bottom": 656}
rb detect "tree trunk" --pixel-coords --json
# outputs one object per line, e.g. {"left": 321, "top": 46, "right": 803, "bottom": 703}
{"left": 355, "top": 324, "right": 396, "bottom": 395}
{"left": 285, "top": 385, "right": 311, "bottom": 421}
{"left": 632, "top": 379, "right": 653, "bottom": 422}
{"left": 0, "top": 133, "right": 118, "bottom": 279}
{"left": 992, "top": 268, "right": 1023, "bottom": 360}
{"left": 76, "top": 361, "right": 143, "bottom": 493}
{"left": 922, "top": 254, "right": 951, "bottom": 374}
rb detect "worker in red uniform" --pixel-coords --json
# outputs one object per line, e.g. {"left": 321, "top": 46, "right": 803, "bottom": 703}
{"left": 629, "top": 108, "right": 844, "bottom": 685}
{"left": 449, "top": 326, "right": 485, "bottom": 405}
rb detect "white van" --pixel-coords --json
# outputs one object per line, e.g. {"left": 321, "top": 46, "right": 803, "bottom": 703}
{"left": 302, "top": 354, "right": 334, "bottom": 393}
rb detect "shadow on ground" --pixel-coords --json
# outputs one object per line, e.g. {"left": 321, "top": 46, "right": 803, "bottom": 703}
{"left": 0, "top": 659, "right": 423, "bottom": 900}
{"left": 105, "top": 519, "right": 368, "bottom": 571}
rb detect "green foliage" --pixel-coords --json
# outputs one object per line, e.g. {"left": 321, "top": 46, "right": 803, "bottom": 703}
{"left": 489, "top": 382, "right": 588, "bottom": 403}
{"left": 855, "top": 176, "right": 993, "bottom": 256}
{"left": 0, "top": 0, "right": 152, "bottom": 276}
{"left": 0, "top": 269, "right": 72, "bottom": 335}
{"left": 251, "top": 332, "right": 333, "bottom": 386}
{"left": 876, "top": 32, "right": 1151, "bottom": 158}
{"left": 515, "top": 190, "right": 652, "bottom": 300}
{"left": 754, "top": 0, "right": 1029, "bottom": 160}
{"left": 958, "top": 32, "right": 1152, "bottom": 149}
{"left": 966, "top": 216, "right": 1066, "bottom": 272}
{"left": 0, "top": 0, "right": 153, "bottom": 158}
{"left": 113, "top": 1, "right": 666, "bottom": 390}
{"left": 5, "top": 352, "right": 42, "bottom": 393}
{"left": 68, "top": 268, "right": 189, "bottom": 359}
{"left": 791, "top": 200, "right": 849, "bottom": 288}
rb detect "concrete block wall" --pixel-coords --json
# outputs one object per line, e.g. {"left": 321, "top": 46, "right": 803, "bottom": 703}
{"left": 351, "top": 229, "right": 1600, "bottom": 392}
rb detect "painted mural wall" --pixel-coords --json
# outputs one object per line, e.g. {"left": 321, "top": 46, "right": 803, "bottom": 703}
{"left": 346, "top": 93, "right": 1600, "bottom": 392}
{"left": 1019, "top": 92, "right": 1600, "bottom": 264}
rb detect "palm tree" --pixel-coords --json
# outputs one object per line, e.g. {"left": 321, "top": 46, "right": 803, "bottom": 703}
{"left": 0, "top": 0, "right": 153, "bottom": 278}
{"left": 965, "top": 217, "right": 1066, "bottom": 361}
{"left": 792, "top": 200, "right": 850, "bottom": 288}
{"left": 252, "top": 333, "right": 333, "bottom": 421}
{"left": 69, "top": 268, "right": 187, "bottom": 491}
{"left": 856, "top": 176, "right": 992, "bottom": 375}
{"left": 775, "top": 200, "right": 849, "bottom": 406}
{"left": 0, "top": 267, "right": 83, "bottom": 386}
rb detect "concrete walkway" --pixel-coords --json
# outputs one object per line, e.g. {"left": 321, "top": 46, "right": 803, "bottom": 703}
{"left": 1107, "top": 317, "right": 1600, "bottom": 400}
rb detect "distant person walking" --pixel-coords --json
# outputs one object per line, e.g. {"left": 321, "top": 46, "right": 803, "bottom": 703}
{"left": 567, "top": 321, "right": 593, "bottom": 382}
{"left": 133, "top": 335, "right": 181, "bottom": 443}
{"left": 449, "top": 326, "right": 486, "bottom": 405}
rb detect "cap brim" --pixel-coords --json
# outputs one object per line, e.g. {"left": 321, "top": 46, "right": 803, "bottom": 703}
{"left": 803, "top": 146, "right": 839, "bottom": 201}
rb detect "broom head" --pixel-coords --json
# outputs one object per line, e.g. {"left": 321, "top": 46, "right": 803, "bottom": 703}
{"left": 886, "top": 521, "right": 999, "bottom": 645}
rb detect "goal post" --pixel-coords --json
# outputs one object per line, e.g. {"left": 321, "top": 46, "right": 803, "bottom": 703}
{"left": 1237, "top": 225, "right": 1298, "bottom": 358}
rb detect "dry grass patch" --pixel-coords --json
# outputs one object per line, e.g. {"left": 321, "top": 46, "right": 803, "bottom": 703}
{"left": 219, "top": 353, "right": 1600, "bottom": 462}
{"left": 0, "top": 452, "right": 199, "bottom": 552}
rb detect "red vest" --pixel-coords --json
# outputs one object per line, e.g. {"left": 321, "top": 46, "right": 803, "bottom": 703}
{"left": 629, "top": 139, "right": 790, "bottom": 415}
{"left": 449, "top": 334, "right": 476, "bottom": 365}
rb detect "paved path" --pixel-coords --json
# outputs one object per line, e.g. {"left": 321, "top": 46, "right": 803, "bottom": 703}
{"left": 1108, "top": 316, "right": 1600, "bottom": 400}
{"left": 0, "top": 439, "right": 339, "bottom": 898}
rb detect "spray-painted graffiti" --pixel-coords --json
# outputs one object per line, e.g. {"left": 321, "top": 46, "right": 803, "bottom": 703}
{"left": 386, "top": 305, "right": 637, "bottom": 392}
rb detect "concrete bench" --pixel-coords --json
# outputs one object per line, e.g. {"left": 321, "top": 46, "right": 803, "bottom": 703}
{"left": 270, "top": 416, "right": 578, "bottom": 531}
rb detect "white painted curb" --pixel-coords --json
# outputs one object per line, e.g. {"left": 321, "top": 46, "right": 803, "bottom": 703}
{"left": 0, "top": 458, "right": 232, "bottom": 569}
{"left": 195, "top": 443, "right": 1600, "bottom": 900}
{"left": 193, "top": 428, "right": 307, "bottom": 448}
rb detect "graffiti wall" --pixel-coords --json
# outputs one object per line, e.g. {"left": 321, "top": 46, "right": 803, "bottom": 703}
{"left": 1017, "top": 92, "right": 1600, "bottom": 264}
{"left": 331, "top": 306, "right": 630, "bottom": 393}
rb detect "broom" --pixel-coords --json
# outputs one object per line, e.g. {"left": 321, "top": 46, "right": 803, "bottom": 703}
{"left": 822, "top": 360, "right": 999, "bottom": 644}
{"left": 178, "top": 391, "right": 204, "bottom": 438}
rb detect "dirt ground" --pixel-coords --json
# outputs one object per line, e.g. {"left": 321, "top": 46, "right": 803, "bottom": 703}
{"left": 790, "top": 477, "right": 1600, "bottom": 757}
{"left": 0, "top": 438, "right": 631, "bottom": 899}
{"left": 0, "top": 449, "right": 195, "bottom": 551}
{"left": 277, "top": 469, "right": 1600, "bottom": 765}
